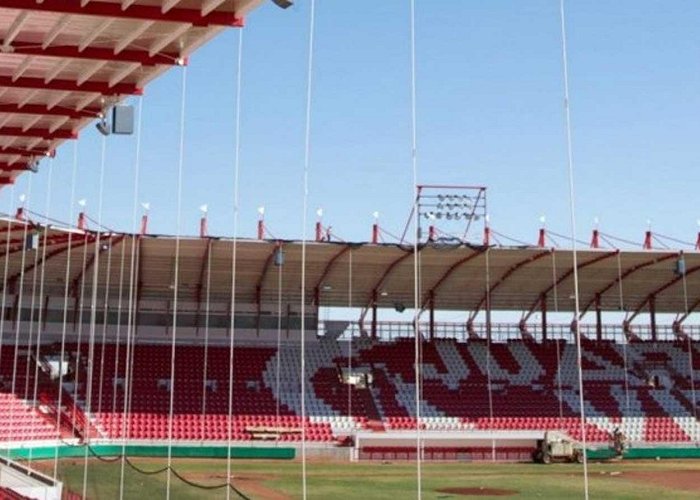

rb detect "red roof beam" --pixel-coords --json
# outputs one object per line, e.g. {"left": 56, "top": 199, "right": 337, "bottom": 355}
{"left": 0, "top": 147, "right": 54, "bottom": 157}
{"left": 0, "top": 176, "right": 13, "bottom": 185}
{"left": 468, "top": 250, "right": 552, "bottom": 320}
{"left": 0, "top": 104, "right": 100, "bottom": 120}
{"left": 0, "top": 161, "right": 30, "bottom": 172}
{"left": 0, "top": 76, "right": 141, "bottom": 96}
{"left": 520, "top": 250, "right": 619, "bottom": 323}
{"left": 6, "top": 42, "right": 183, "bottom": 67}
{"left": 1, "top": 0, "right": 245, "bottom": 28}
{"left": 0, "top": 127, "right": 76, "bottom": 140}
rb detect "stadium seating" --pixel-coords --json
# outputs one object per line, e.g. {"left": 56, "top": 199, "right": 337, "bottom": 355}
{"left": 0, "top": 337, "right": 699, "bottom": 445}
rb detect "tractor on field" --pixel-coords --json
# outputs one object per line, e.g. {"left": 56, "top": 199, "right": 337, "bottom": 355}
{"left": 533, "top": 431, "right": 584, "bottom": 464}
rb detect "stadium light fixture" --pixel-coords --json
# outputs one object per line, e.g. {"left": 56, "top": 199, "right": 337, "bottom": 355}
{"left": 271, "top": 0, "right": 294, "bottom": 8}
{"left": 18, "top": 194, "right": 26, "bottom": 204}
{"left": 274, "top": 246, "right": 285, "bottom": 267}
{"left": 27, "top": 159, "right": 39, "bottom": 173}
{"left": 539, "top": 215, "right": 546, "bottom": 226}
{"left": 199, "top": 204, "right": 208, "bottom": 214}
{"left": 141, "top": 202, "right": 150, "bottom": 212}
{"left": 258, "top": 206, "right": 265, "bottom": 217}
{"left": 95, "top": 118, "right": 110, "bottom": 136}
{"left": 78, "top": 199, "right": 87, "bottom": 207}
{"left": 372, "top": 211, "right": 380, "bottom": 221}
{"left": 647, "top": 218, "right": 652, "bottom": 230}
{"left": 316, "top": 208, "right": 323, "bottom": 218}
{"left": 593, "top": 216, "right": 600, "bottom": 228}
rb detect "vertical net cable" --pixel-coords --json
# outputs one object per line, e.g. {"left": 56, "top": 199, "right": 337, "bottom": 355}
{"left": 96, "top": 230, "right": 115, "bottom": 420}
{"left": 82, "top": 133, "right": 108, "bottom": 500}
{"left": 484, "top": 247, "right": 494, "bottom": 460}
{"left": 616, "top": 252, "right": 631, "bottom": 417}
{"left": 29, "top": 159, "right": 54, "bottom": 463}
{"left": 70, "top": 231, "right": 89, "bottom": 440}
{"left": 275, "top": 251, "right": 282, "bottom": 439}
{"left": 300, "top": 2, "right": 317, "bottom": 497}
{"left": 558, "top": 1, "right": 589, "bottom": 496}
{"left": 201, "top": 240, "right": 213, "bottom": 441}
{"left": 8, "top": 176, "right": 33, "bottom": 446}
{"left": 347, "top": 250, "right": 352, "bottom": 419}
{"left": 408, "top": 0, "right": 423, "bottom": 492}
{"left": 225, "top": 28, "right": 244, "bottom": 500}
{"left": 551, "top": 251, "right": 564, "bottom": 422}
{"left": 165, "top": 64, "right": 188, "bottom": 500}
{"left": 119, "top": 96, "right": 144, "bottom": 500}
{"left": 22, "top": 200, "right": 42, "bottom": 415}
{"left": 53, "top": 142, "right": 79, "bottom": 479}
{"left": 679, "top": 259, "right": 698, "bottom": 442}
{"left": 0, "top": 183, "right": 15, "bottom": 460}
{"left": 111, "top": 231, "right": 127, "bottom": 440}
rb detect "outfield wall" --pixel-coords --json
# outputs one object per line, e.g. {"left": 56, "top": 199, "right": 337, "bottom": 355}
{"left": 4, "top": 443, "right": 700, "bottom": 463}
{"left": 4, "top": 444, "right": 295, "bottom": 461}
{"left": 588, "top": 447, "right": 700, "bottom": 460}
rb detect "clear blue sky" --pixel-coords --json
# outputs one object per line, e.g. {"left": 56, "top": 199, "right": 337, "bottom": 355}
{"left": 3, "top": 0, "right": 700, "bottom": 247}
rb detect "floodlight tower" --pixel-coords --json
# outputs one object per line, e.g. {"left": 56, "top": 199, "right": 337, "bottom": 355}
{"left": 412, "top": 184, "right": 488, "bottom": 245}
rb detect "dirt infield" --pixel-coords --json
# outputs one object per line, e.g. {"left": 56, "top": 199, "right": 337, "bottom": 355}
{"left": 621, "top": 470, "right": 700, "bottom": 493}
{"left": 435, "top": 487, "right": 518, "bottom": 497}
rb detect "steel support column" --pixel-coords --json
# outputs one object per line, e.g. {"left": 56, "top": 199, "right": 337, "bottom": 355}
{"left": 595, "top": 294, "right": 602, "bottom": 342}
{"left": 540, "top": 295, "right": 547, "bottom": 341}
{"left": 650, "top": 296, "right": 657, "bottom": 342}
{"left": 371, "top": 290, "right": 377, "bottom": 340}
{"left": 429, "top": 291, "right": 435, "bottom": 341}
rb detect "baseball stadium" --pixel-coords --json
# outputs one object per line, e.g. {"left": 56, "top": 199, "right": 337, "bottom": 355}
{"left": 0, "top": 1, "right": 699, "bottom": 499}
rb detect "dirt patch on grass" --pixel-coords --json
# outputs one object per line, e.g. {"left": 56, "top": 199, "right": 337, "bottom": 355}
{"left": 182, "top": 472, "right": 290, "bottom": 500}
{"left": 618, "top": 470, "right": 700, "bottom": 493}
{"left": 436, "top": 487, "right": 518, "bottom": 497}
{"left": 234, "top": 475, "right": 291, "bottom": 500}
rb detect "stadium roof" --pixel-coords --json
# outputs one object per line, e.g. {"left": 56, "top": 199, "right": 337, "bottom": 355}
{"left": 0, "top": 0, "right": 262, "bottom": 184}
{"left": 1, "top": 220, "right": 699, "bottom": 323}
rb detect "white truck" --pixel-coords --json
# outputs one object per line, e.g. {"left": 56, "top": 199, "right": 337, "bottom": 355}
{"left": 533, "top": 431, "right": 584, "bottom": 464}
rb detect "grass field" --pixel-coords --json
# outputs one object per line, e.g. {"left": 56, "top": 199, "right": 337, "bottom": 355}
{"left": 27, "top": 457, "right": 700, "bottom": 499}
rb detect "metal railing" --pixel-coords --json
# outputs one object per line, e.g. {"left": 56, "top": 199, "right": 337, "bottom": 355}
{"left": 320, "top": 320, "right": 700, "bottom": 343}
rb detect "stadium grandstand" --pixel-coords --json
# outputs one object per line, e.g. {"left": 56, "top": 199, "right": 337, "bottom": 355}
{"left": 0, "top": 1, "right": 699, "bottom": 499}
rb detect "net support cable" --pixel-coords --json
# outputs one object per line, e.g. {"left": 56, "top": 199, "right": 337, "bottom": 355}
{"left": 300, "top": 1, "right": 317, "bottom": 498}
{"left": 679, "top": 261, "right": 698, "bottom": 442}
{"left": 8, "top": 176, "right": 33, "bottom": 446}
{"left": 165, "top": 64, "right": 188, "bottom": 500}
{"left": 616, "top": 252, "right": 632, "bottom": 418}
{"left": 408, "top": 0, "right": 424, "bottom": 493}
{"left": 0, "top": 183, "right": 15, "bottom": 460}
{"left": 81, "top": 133, "right": 109, "bottom": 499}
{"left": 559, "top": 1, "right": 590, "bottom": 496}
{"left": 119, "top": 96, "right": 144, "bottom": 500}
{"left": 28, "top": 159, "right": 54, "bottom": 463}
{"left": 53, "top": 142, "right": 80, "bottom": 479}
{"left": 201, "top": 239, "right": 213, "bottom": 441}
{"left": 551, "top": 251, "right": 564, "bottom": 423}
{"left": 225, "top": 26, "right": 245, "bottom": 500}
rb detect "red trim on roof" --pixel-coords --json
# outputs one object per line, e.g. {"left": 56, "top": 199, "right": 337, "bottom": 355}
{"left": 0, "top": 75, "right": 142, "bottom": 96}
{"left": 7, "top": 42, "right": 181, "bottom": 66}
{"left": 0, "top": 0, "right": 244, "bottom": 27}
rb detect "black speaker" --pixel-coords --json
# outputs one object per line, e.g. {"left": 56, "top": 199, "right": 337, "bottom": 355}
{"left": 112, "top": 105, "right": 134, "bottom": 135}
{"left": 25, "top": 233, "right": 39, "bottom": 250}
{"left": 675, "top": 257, "right": 686, "bottom": 276}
